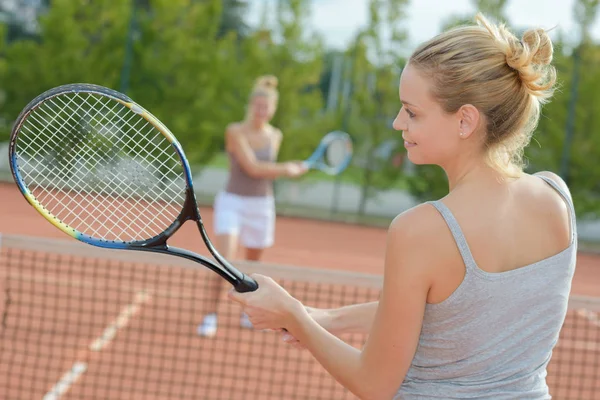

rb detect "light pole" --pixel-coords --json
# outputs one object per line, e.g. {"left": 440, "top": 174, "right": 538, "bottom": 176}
{"left": 330, "top": 31, "right": 363, "bottom": 217}
{"left": 120, "top": 0, "right": 138, "bottom": 94}
{"left": 559, "top": 44, "right": 581, "bottom": 184}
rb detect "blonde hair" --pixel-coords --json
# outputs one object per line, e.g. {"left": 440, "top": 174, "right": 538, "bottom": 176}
{"left": 245, "top": 75, "right": 279, "bottom": 121}
{"left": 409, "top": 13, "right": 557, "bottom": 176}
{"left": 251, "top": 75, "right": 279, "bottom": 103}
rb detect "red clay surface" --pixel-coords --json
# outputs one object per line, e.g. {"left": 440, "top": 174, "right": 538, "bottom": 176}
{"left": 0, "top": 181, "right": 599, "bottom": 399}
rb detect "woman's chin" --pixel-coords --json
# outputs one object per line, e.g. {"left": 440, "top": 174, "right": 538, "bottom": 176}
{"left": 405, "top": 150, "right": 425, "bottom": 165}
{"left": 253, "top": 115, "right": 271, "bottom": 123}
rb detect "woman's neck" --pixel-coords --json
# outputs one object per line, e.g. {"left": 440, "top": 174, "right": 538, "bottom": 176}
{"left": 247, "top": 119, "right": 267, "bottom": 131}
{"left": 444, "top": 157, "right": 512, "bottom": 192}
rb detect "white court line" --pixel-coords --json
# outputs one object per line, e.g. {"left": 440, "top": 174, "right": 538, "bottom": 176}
{"left": 42, "top": 290, "right": 151, "bottom": 400}
{"left": 89, "top": 291, "right": 151, "bottom": 352}
{"left": 42, "top": 362, "right": 88, "bottom": 400}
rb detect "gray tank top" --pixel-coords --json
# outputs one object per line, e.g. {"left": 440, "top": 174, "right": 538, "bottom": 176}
{"left": 224, "top": 141, "right": 275, "bottom": 197}
{"left": 395, "top": 175, "right": 577, "bottom": 399}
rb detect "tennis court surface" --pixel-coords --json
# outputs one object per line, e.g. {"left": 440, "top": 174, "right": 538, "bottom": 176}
{"left": 0, "top": 234, "right": 599, "bottom": 400}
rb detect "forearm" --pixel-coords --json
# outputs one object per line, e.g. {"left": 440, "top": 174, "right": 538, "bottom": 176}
{"left": 328, "top": 301, "right": 379, "bottom": 334}
{"left": 289, "top": 309, "right": 380, "bottom": 400}
{"left": 315, "top": 301, "right": 378, "bottom": 335}
{"left": 248, "top": 161, "right": 289, "bottom": 179}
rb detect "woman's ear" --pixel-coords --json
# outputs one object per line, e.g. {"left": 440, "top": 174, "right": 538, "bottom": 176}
{"left": 457, "top": 104, "right": 480, "bottom": 139}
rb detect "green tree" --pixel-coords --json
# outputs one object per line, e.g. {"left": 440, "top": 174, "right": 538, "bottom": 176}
{"left": 568, "top": 44, "right": 600, "bottom": 216}
{"left": 127, "top": 0, "right": 238, "bottom": 164}
{"left": 217, "top": 0, "right": 250, "bottom": 40}
{"left": 0, "top": 0, "right": 131, "bottom": 142}
{"left": 441, "top": 0, "right": 509, "bottom": 30}
{"left": 342, "top": 0, "right": 410, "bottom": 215}
{"left": 532, "top": 0, "right": 600, "bottom": 217}
{"left": 0, "top": 0, "right": 249, "bottom": 167}
{"left": 239, "top": 0, "right": 327, "bottom": 163}
{"left": 317, "top": 49, "right": 347, "bottom": 111}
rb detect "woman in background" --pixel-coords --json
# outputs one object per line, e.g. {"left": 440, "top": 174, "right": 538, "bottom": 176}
{"left": 197, "top": 75, "right": 308, "bottom": 337}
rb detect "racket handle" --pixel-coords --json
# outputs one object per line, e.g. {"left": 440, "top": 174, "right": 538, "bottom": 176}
{"left": 234, "top": 274, "right": 259, "bottom": 292}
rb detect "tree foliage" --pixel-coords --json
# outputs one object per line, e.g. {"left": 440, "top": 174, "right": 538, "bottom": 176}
{"left": 0, "top": 0, "right": 599, "bottom": 216}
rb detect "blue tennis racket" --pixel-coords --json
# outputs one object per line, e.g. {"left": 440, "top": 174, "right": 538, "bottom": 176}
{"left": 303, "top": 130, "right": 353, "bottom": 175}
{"left": 8, "top": 83, "right": 258, "bottom": 293}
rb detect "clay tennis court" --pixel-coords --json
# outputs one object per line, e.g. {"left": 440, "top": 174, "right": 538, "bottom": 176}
{"left": 0, "top": 181, "right": 599, "bottom": 399}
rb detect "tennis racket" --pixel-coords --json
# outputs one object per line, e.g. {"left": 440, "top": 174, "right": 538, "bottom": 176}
{"left": 303, "top": 130, "right": 353, "bottom": 175}
{"left": 8, "top": 83, "right": 258, "bottom": 293}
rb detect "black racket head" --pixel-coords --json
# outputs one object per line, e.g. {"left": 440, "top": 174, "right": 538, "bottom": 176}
{"left": 9, "top": 83, "right": 195, "bottom": 249}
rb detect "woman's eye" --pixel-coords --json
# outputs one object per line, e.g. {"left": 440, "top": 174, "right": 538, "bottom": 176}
{"left": 405, "top": 108, "right": 415, "bottom": 118}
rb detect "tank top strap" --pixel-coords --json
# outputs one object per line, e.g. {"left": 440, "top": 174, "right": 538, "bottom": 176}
{"left": 428, "top": 200, "right": 478, "bottom": 272}
{"left": 534, "top": 174, "right": 577, "bottom": 244}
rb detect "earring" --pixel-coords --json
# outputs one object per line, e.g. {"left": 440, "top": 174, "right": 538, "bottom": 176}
{"left": 459, "top": 132, "right": 464, "bottom": 137}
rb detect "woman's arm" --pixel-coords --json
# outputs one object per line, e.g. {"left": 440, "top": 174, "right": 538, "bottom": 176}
{"left": 230, "top": 204, "right": 441, "bottom": 400}
{"left": 280, "top": 302, "right": 379, "bottom": 350}
{"left": 305, "top": 302, "right": 380, "bottom": 335}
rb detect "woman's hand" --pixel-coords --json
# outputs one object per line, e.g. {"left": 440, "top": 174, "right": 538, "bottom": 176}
{"left": 228, "top": 274, "right": 306, "bottom": 332}
{"left": 280, "top": 307, "right": 335, "bottom": 349}
{"left": 283, "top": 161, "right": 309, "bottom": 178}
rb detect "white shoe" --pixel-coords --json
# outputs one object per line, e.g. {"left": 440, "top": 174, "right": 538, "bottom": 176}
{"left": 240, "top": 312, "right": 254, "bottom": 329}
{"left": 197, "top": 313, "right": 217, "bottom": 337}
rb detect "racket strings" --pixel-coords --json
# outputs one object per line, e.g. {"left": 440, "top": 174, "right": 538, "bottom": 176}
{"left": 325, "top": 138, "right": 352, "bottom": 168}
{"left": 15, "top": 92, "right": 187, "bottom": 243}
{"left": 48, "top": 93, "right": 184, "bottom": 206}
{"left": 34, "top": 93, "right": 184, "bottom": 237}
{"left": 19, "top": 94, "right": 162, "bottom": 228}
{"left": 19, "top": 95, "right": 182, "bottom": 241}
{"left": 18, "top": 100, "right": 168, "bottom": 241}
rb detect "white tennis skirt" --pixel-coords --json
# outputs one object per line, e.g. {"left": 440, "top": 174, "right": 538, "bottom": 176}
{"left": 213, "top": 191, "right": 276, "bottom": 249}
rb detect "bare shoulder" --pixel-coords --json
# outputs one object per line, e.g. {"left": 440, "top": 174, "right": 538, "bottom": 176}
{"left": 526, "top": 171, "right": 573, "bottom": 245}
{"left": 529, "top": 171, "right": 573, "bottom": 223}
{"left": 225, "top": 122, "right": 247, "bottom": 146}
{"left": 269, "top": 125, "right": 283, "bottom": 140}
{"left": 389, "top": 202, "right": 447, "bottom": 240}
{"left": 384, "top": 202, "right": 451, "bottom": 289}
{"left": 224, "top": 123, "right": 248, "bottom": 153}
{"left": 387, "top": 203, "right": 450, "bottom": 265}
{"left": 532, "top": 171, "right": 572, "bottom": 202}
{"left": 225, "top": 122, "right": 244, "bottom": 137}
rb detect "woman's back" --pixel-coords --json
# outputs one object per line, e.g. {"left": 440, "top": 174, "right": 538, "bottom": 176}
{"left": 397, "top": 173, "right": 577, "bottom": 399}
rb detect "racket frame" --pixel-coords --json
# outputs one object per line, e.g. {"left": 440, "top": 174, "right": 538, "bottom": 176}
{"left": 8, "top": 83, "right": 258, "bottom": 292}
{"left": 303, "top": 130, "right": 353, "bottom": 175}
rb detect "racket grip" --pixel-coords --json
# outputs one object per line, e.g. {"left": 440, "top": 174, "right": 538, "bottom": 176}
{"left": 234, "top": 274, "right": 259, "bottom": 292}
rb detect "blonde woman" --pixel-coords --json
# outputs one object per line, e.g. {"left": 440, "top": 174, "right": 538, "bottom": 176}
{"left": 230, "top": 14, "right": 576, "bottom": 399}
{"left": 197, "top": 75, "right": 308, "bottom": 337}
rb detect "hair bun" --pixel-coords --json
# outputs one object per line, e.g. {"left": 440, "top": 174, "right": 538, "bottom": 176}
{"left": 476, "top": 13, "right": 556, "bottom": 102}
{"left": 504, "top": 28, "right": 554, "bottom": 70}
{"left": 254, "top": 75, "right": 278, "bottom": 90}
{"left": 521, "top": 28, "right": 553, "bottom": 66}
{"left": 505, "top": 28, "right": 556, "bottom": 101}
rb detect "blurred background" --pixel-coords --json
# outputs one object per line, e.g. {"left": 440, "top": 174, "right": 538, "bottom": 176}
{"left": 0, "top": 2, "right": 599, "bottom": 399}
{"left": 0, "top": 0, "right": 599, "bottom": 241}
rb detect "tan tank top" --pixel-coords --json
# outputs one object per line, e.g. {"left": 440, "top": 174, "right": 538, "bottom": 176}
{"left": 224, "top": 140, "right": 276, "bottom": 197}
